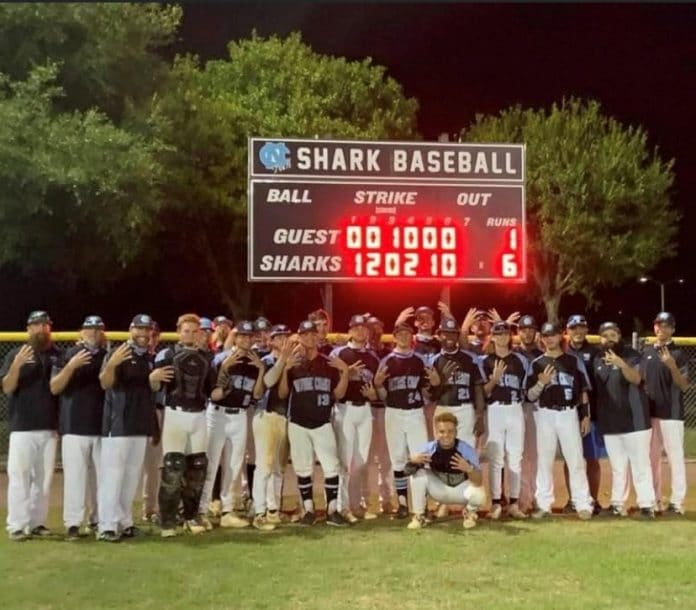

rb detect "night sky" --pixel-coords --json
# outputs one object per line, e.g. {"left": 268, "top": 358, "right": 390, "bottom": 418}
{"left": 172, "top": 3, "right": 696, "bottom": 332}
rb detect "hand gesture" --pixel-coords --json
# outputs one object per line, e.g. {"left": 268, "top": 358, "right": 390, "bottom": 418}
{"left": 409, "top": 452, "right": 431, "bottom": 466}
{"left": 658, "top": 346, "right": 676, "bottom": 369}
{"left": 150, "top": 365, "right": 174, "bottom": 384}
{"left": 373, "top": 366, "right": 390, "bottom": 388}
{"left": 425, "top": 366, "right": 440, "bottom": 386}
{"left": 329, "top": 356, "right": 349, "bottom": 373}
{"left": 13, "top": 344, "right": 35, "bottom": 367}
{"left": 505, "top": 311, "right": 521, "bottom": 325}
{"left": 450, "top": 453, "right": 472, "bottom": 473}
{"left": 488, "top": 308, "right": 503, "bottom": 322}
{"left": 67, "top": 349, "right": 92, "bottom": 370}
{"left": 437, "top": 301, "right": 454, "bottom": 320}
{"left": 394, "top": 306, "right": 415, "bottom": 326}
{"left": 285, "top": 344, "right": 305, "bottom": 370}
{"left": 360, "top": 383, "right": 377, "bottom": 401}
{"left": 440, "top": 359, "right": 459, "bottom": 382}
{"left": 538, "top": 364, "right": 555, "bottom": 386}
{"left": 221, "top": 350, "right": 243, "bottom": 372}
{"left": 347, "top": 359, "right": 366, "bottom": 379}
{"left": 461, "top": 307, "right": 483, "bottom": 333}
{"left": 109, "top": 343, "right": 132, "bottom": 367}
{"left": 603, "top": 349, "right": 624, "bottom": 368}
{"left": 580, "top": 416, "right": 591, "bottom": 437}
{"left": 491, "top": 359, "right": 508, "bottom": 383}
{"left": 247, "top": 350, "right": 264, "bottom": 370}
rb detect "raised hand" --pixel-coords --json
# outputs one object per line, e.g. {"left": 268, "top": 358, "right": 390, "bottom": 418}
{"left": 394, "top": 306, "right": 415, "bottom": 326}
{"left": 425, "top": 366, "right": 441, "bottom": 386}
{"left": 373, "top": 366, "right": 390, "bottom": 388}
{"left": 440, "top": 359, "right": 459, "bottom": 381}
{"left": 409, "top": 452, "right": 431, "bottom": 466}
{"left": 150, "top": 365, "right": 175, "bottom": 384}
{"left": 13, "top": 344, "right": 35, "bottom": 367}
{"left": 538, "top": 364, "right": 556, "bottom": 386}
{"left": 450, "top": 453, "right": 473, "bottom": 473}
{"left": 491, "top": 359, "right": 508, "bottom": 383}
{"left": 658, "top": 346, "right": 676, "bottom": 368}
{"left": 360, "top": 383, "right": 377, "bottom": 401}
{"left": 461, "top": 307, "right": 484, "bottom": 333}
{"left": 248, "top": 350, "right": 264, "bottom": 369}
{"left": 221, "top": 350, "right": 243, "bottom": 372}
{"left": 505, "top": 311, "right": 521, "bottom": 325}
{"left": 109, "top": 343, "right": 132, "bottom": 367}
{"left": 67, "top": 349, "right": 92, "bottom": 370}
{"left": 328, "top": 356, "right": 349, "bottom": 373}
{"left": 437, "top": 301, "right": 454, "bottom": 320}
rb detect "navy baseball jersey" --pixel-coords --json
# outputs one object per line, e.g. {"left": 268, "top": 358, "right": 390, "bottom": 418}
{"left": 527, "top": 353, "right": 590, "bottom": 411}
{"left": 213, "top": 350, "right": 261, "bottom": 409}
{"left": 380, "top": 351, "right": 429, "bottom": 410}
{"left": 431, "top": 349, "right": 482, "bottom": 405}
{"left": 261, "top": 353, "right": 289, "bottom": 416}
{"left": 413, "top": 439, "right": 480, "bottom": 486}
{"left": 329, "top": 344, "right": 379, "bottom": 403}
{"left": 479, "top": 351, "right": 529, "bottom": 404}
{"left": 287, "top": 354, "right": 340, "bottom": 429}
{"left": 640, "top": 342, "right": 689, "bottom": 420}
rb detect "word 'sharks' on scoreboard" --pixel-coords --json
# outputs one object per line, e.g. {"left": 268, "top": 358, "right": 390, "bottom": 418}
{"left": 248, "top": 138, "right": 526, "bottom": 283}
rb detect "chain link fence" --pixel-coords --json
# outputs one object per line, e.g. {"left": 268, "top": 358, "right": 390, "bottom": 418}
{"left": 1, "top": 333, "right": 696, "bottom": 464}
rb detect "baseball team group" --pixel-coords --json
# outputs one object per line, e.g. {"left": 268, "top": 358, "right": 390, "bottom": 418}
{"left": 1, "top": 302, "right": 689, "bottom": 542}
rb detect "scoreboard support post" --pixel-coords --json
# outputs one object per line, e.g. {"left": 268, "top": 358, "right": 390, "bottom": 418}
{"left": 440, "top": 284, "right": 451, "bottom": 309}
{"left": 321, "top": 283, "right": 334, "bottom": 323}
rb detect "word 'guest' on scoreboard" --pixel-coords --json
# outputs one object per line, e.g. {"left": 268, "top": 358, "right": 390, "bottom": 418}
{"left": 248, "top": 138, "right": 526, "bottom": 282}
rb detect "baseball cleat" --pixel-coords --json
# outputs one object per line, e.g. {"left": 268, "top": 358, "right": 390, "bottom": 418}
{"left": 184, "top": 519, "right": 206, "bottom": 535}
{"left": 462, "top": 511, "right": 479, "bottom": 530}
{"left": 120, "top": 526, "right": 142, "bottom": 538}
{"left": 407, "top": 514, "right": 427, "bottom": 530}
{"left": 253, "top": 515, "right": 276, "bottom": 531}
{"left": 577, "top": 510, "right": 593, "bottom": 521}
{"left": 639, "top": 508, "right": 656, "bottom": 520}
{"left": 199, "top": 515, "right": 214, "bottom": 531}
{"left": 65, "top": 526, "right": 81, "bottom": 541}
{"left": 665, "top": 504, "right": 685, "bottom": 516}
{"left": 220, "top": 513, "right": 250, "bottom": 528}
{"left": 9, "top": 530, "right": 31, "bottom": 542}
{"left": 489, "top": 503, "right": 503, "bottom": 520}
{"left": 605, "top": 505, "right": 627, "bottom": 517}
{"left": 266, "top": 510, "right": 282, "bottom": 525}
{"left": 98, "top": 530, "right": 121, "bottom": 542}
{"left": 507, "top": 503, "right": 528, "bottom": 520}
{"left": 531, "top": 509, "right": 551, "bottom": 520}
{"left": 394, "top": 504, "right": 409, "bottom": 520}
{"left": 341, "top": 510, "right": 359, "bottom": 524}
{"left": 298, "top": 511, "right": 316, "bottom": 527}
{"left": 30, "top": 525, "right": 51, "bottom": 537}
{"left": 562, "top": 501, "right": 576, "bottom": 514}
{"left": 363, "top": 510, "right": 379, "bottom": 520}
{"left": 209, "top": 500, "right": 222, "bottom": 517}
{"left": 326, "top": 512, "right": 349, "bottom": 527}
{"left": 160, "top": 528, "right": 178, "bottom": 538}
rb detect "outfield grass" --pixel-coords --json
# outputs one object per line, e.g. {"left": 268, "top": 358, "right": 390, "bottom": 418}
{"left": 1, "top": 508, "right": 695, "bottom": 610}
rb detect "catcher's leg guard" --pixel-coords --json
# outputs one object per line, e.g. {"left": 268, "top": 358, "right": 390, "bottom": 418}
{"left": 182, "top": 453, "right": 208, "bottom": 520}
{"left": 159, "top": 452, "right": 186, "bottom": 528}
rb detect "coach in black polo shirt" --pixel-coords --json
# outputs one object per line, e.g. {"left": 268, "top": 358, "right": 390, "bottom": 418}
{"left": 279, "top": 320, "right": 350, "bottom": 526}
{"left": 641, "top": 311, "right": 689, "bottom": 515}
{"left": 593, "top": 322, "right": 654, "bottom": 518}
{"left": 50, "top": 315, "right": 108, "bottom": 539}
{"left": 2, "top": 310, "right": 62, "bottom": 541}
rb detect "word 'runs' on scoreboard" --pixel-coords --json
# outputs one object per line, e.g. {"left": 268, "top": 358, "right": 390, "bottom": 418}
{"left": 248, "top": 138, "right": 526, "bottom": 283}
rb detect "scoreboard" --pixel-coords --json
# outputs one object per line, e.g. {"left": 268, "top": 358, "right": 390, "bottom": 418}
{"left": 248, "top": 138, "right": 525, "bottom": 283}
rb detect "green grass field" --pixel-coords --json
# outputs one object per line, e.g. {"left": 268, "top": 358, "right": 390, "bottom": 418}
{"left": 1, "top": 507, "right": 695, "bottom": 610}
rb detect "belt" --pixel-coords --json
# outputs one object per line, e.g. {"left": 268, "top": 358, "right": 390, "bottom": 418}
{"left": 387, "top": 405, "right": 422, "bottom": 411}
{"left": 438, "top": 403, "right": 473, "bottom": 409}
{"left": 168, "top": 405, "right": 205, "bottom": 413}
{"left": 213, "top": 405, "right": 246, "bottom": 415}
{"left": 342, "top": 401, "right": 369, "bottom": 407}
{"left": 542, "top": 405, "right": 576, "bottom": 412}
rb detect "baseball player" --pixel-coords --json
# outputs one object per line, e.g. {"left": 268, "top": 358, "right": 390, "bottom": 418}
{"left": 308, "top": 309, "right": 334, "bottom": 356}
{"left": 365, "top": 316, "right": 394, "bottom": 516}
{"left": 252, "top": 324, "right": 294, "bottom": 530}
{"left": 373, "top": 321, "right": 441, "bottom": 519}
{"left": 642, "top": 312, "right": 689, "bottom": 515}
{"left": 593, "top": 322, "right": 655, "bottom": 518}
{"left": 2, "top": 310, "right": 62, "bottom": 541}
{"left": 527, "top": 322, "right": 594, "bottom": 520}
{"left": 50, "top": 315, "right": 107, "bottom": 540}
{"left": 514, "top": 315, "right": 543, "bottom": 512}
{"left": 405, "top": 411, "right": 486, "bottom": 529}
{"left": 331, "top": 314, "right": 380, "bottom": 522}
{"left": 196, "top": 317, "right": 214, "bottom": 351}
{"left": 212, "top": 316, "right": 233, "bottom": 353}
{"left": 278, "top": 320, "right": 350, "bottom": 526}
{"left": 97, "top": 314, "right": 157, "bottom": 541}
{"left": 152, "top": 314, "right": 217, "bottom": 537}
{"left": 198, "top": 321, "right": 265, "bottom": 528}
{"left": 563, "top": 314, "right": 603, "bottom": 514}
{"left": 479, "top": 321, "right": 529, "bottom": 520}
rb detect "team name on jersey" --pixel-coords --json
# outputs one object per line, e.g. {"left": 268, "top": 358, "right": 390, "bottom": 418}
{"left": 387, "top": 375, "right": 421, "bottom": 391}
{"left": 501, "top": 373, "right": 521, "bottom": 389}
{"left": 293, "top": 377, "right": 332, "bottom": 393}
{"left": 230, "top": 375, "right": 256, "bottom": 393}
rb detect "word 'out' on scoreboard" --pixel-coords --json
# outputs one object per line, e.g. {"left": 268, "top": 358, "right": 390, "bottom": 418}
{"left": 248, "top": 138, "right": 526, "bottom": 282}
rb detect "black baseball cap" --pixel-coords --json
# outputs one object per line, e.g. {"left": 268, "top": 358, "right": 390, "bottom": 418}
{"left": 438, "top": 318, "right": 459, "bottom": 333}
{"left": 27, "top": 310, "right": 52, "bottom": 325}
{"left": 491, "top": 321, "right": 511, "bottom": 335}
{"left": 255, "top": 316, "right": 271, "bottom": 332}
{"left": 654, "top": 312, "right": 676, "bottom": 326}
{"left": 518, "top": 315, "right": 537, "bottom": 330}
{"left": 566, "top": 314, "right": 588, "bottom": 328}
{"left": 349, "top": 314, "right": 368, "bottom": 328}
{"left": 130, "top": 314, "right": 153, "bottom": 328}
{"left": 367, "top": 316, "right": 383, "bottom": 328}
{"left": 415, "top": 306, "right": 434, "bottom": 318}
{"left": 541, "top": 322, "right": 562, "bottom": 336}
{"left": 598, "top": 321, "right": 621, "bottom": 335}
{"left": 235, "top": 321, "right": 255, "bottom": 335}
{"left": 298, "top": 320, "right": 318, "bottom": 334}
{"left": 270, "top": 324, "right": 291, "bottom": 338}
{"left": 82, "top": 315, "right": 105, "bottom": 329}
{"left": 151, "top": 320, "right": 160, "bottom": 333}
{"left": 213, "top": 315, "right": 233, "bottom": 328}
{"left": 393, "top": 321, "right": 414, "bottom": 334}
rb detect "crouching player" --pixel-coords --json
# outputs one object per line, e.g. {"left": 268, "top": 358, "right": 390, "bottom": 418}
{"left": 405, "top": 412, "right": 486, "bottom": 529}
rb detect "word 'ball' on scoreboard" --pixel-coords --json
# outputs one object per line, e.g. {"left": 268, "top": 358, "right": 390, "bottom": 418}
{"left": 248, "top": 138, "right": 526, "bottom": 283}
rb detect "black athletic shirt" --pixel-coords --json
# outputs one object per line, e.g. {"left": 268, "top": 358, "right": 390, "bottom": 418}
{"left": 592, "top": 344, "right": 650, "bottom": 434}
{"left": 567, "top": 341, "right": 600, "bottom": 420}
{"left": 213, "top": 350, "right": 261, "bottom": 409}
{"left": 101, "top": 344, "right": 155, "bottom": 436}
{"left": 479, "top": 351, "right": 529, "bottom": 404}
{"left": 527, "top": 353, "right": 589, "bottom": 413}
{"left": 380, "top": 351, "right": 428, "bottom": 410}
{"left": 329, "top": 343, "right": 380, "bottom": 404}
{"left": 431, "top": 349, "right": 483, "bottom": 405}
{"left": 155, "top": 345, "right": 216, "bottom": 411}
{"left": 640, "top": 342, "right": 689, "bottom": 421}
{"left": 261, "top": 353, "right": 289, "bottom": 416}
{"left": 1, "top": 343, "right": 62, "bottom": 432}
{"left": 53, "top": 345, "right": 106, "bottom": 436}
{"left": 287, "top": 354, "right": 340, "bottom": 429}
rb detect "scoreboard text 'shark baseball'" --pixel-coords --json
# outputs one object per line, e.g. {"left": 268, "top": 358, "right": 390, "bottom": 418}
{"left": 248, "top": 138, "right": 526, "bottom": 282}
